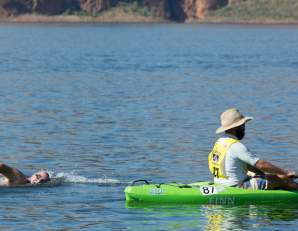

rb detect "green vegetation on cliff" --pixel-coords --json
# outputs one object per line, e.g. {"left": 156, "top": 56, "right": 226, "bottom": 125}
{"left": 205, "top": 0, "right": 298, "bottom": 23}
{"left": 1, "top": 1, "right": 164, "bottom": 23}
{"left": 0, "top": 1, "right": 165, "bottom": 23}
{"left": 65, "top": 2, "right": 163, "bottom": 23}
{"left": 83, "top": 2, "right": 162, "bottom": 20}
{"left": 74, "top": 2, "right": 154, "bottom": 17}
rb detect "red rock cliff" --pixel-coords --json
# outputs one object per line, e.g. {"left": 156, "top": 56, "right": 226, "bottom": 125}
{"left": 181, "top": 0, "right": 218, "bottom": 20}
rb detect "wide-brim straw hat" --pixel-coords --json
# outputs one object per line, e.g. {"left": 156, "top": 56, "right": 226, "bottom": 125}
{"left": 216, "top": 108, "right": 253, "bottom": 134}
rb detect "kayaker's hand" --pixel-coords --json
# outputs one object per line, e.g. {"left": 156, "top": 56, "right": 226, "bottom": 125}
{"left": 286, "top": 171, "right": 298, "bottom": 179}
{"left": 277, "top": 171, "right": 298, "bottom": 179}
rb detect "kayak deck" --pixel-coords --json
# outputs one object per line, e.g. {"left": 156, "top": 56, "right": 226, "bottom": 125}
{"left": 125, "top": 181, "right": 298, "bottom": 205}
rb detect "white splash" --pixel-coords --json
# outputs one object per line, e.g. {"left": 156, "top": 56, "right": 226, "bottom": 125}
{"left": 48, "top": 171, "right": 121, "bottom": 185}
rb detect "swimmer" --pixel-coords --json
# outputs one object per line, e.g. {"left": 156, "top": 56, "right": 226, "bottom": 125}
{"left": 0, "top": 162, "right": 50, "bottom": 186}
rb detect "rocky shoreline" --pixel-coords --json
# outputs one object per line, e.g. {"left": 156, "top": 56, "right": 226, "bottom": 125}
{"left": 0, "top": 14, "right": 166, "bottom": 24}
{"left": 2, "top": 15, "right": 298, "bottom": 25}
{"left": 1, "top": 0, "right": 298, "bottom": 24}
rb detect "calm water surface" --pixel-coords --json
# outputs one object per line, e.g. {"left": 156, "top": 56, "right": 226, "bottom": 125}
{"left": 0, "top": 23, "right": 298, "bottom": 230}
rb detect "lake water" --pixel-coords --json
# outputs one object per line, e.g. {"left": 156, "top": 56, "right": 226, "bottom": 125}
{"left": 0, "top": 23, "right": 298, "bottom": 230}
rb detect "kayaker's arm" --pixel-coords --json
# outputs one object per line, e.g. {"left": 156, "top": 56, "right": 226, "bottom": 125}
{"left": 247, "top": 164, "right": 265, "bottom": 176}
{"left": 255, "top": 160, "right": 297, "bottom": 179}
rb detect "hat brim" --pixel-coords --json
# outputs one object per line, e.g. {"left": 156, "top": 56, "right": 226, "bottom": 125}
{"left": 216, "top": 116, "right": 253, "bottom": 134}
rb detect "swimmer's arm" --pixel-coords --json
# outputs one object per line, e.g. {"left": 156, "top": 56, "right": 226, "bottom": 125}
{"left": 0, "top": 163, "right": 27, "bottom": 185}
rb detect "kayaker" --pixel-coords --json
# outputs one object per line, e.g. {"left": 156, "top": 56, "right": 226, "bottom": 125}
{"left": 209, "top": 108, "right": 298, "bottom": 190}
{"left": 0, "top": 162, "right": 50, "bottom": 186}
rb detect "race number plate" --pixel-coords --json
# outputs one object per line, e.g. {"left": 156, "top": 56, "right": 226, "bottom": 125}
{"left": 200, "top": 186, "right": 218, "bottom": 196}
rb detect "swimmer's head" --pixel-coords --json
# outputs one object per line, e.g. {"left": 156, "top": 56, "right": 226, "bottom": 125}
{"left": 30, "top": 171, "right": 50, "bottom": 184}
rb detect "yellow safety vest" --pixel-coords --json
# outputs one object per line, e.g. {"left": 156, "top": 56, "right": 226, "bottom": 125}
{"left": 208, "top": 138, "right": 239, "bottom": 179}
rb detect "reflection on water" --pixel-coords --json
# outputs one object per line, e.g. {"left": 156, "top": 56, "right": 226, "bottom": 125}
{"left": 204, "top": 204, "right": 298, "bottom": 231}
{"left": 126, "top": 203, "right": 298, "bottom": 231}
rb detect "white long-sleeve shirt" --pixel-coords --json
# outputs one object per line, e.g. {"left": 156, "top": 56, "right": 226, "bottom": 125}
{"left": 214, "top": 135, "right": 259, "bottom": 186}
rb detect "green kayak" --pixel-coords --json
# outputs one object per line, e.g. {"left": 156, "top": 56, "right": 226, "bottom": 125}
{"left": 125, "top": 180, "right": 298, "bottom": 205}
